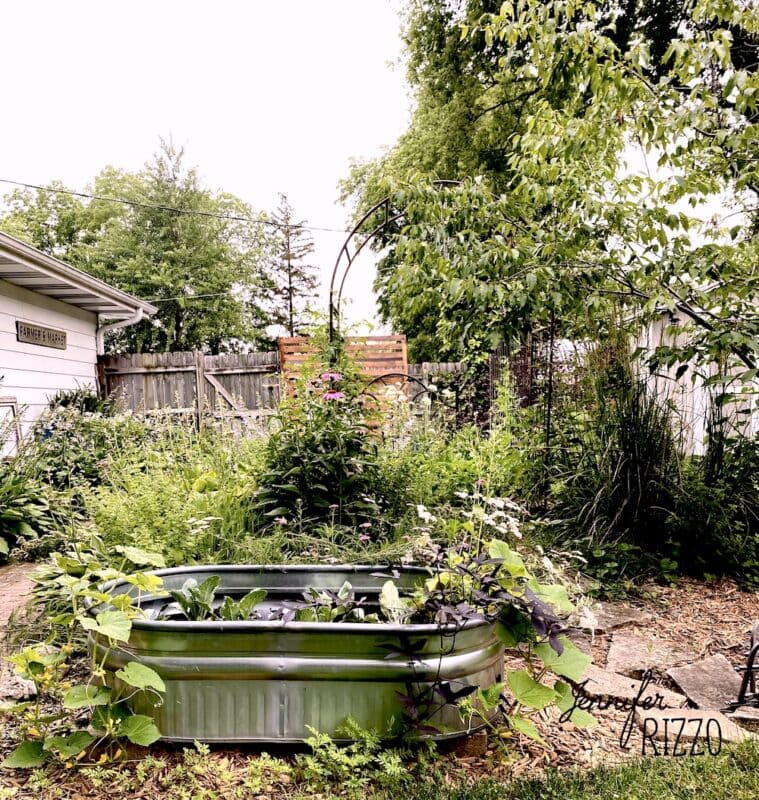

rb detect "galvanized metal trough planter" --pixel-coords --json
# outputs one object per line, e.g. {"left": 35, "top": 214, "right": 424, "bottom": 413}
{"left": 90, "top": 565, "right": 503, "bottom": 744}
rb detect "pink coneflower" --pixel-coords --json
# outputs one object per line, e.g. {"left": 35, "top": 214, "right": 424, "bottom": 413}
{"left": 359, "top": 522, "right": 372, "bottom": 529}
{"left": 323, "top": 391, "right": 345, "bottom": 401}
{"left": 274, "top": 516, "right": 288, "bottom": 526}
{"left": 320, "top": 372, "right": 343, "bottom": 382}
{"left": 359, "top": 534, "right": 371, "bottom": 543}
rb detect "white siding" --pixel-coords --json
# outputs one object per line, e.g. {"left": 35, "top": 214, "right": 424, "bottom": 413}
{"left": 0, "top": 279, "right": 97, "bottom": 443}
{"left": 635, "top": 316, "right": 757, "bottom": 455}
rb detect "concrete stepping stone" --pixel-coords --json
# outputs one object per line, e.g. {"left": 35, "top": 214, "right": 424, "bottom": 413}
{"left": 574, "top": 664, "right": 686, "bottom": 709}
{"left": 0, "top": 659, "right": 36, "bottom": 701}
{"left": 605, "top": 632, "right": 691, "bottom": 678}
{"left": 667, "top": 654, "right": 742, "bottom": 710}
{"left": 634, "top": 708, "right": 754, "bottom": 752}
{"left": 0, "top": 562, "right": 37, "bottom": 630}
{"left": 576, "top": 602, "right": 653, "bottom": 633}
{"left": 729, "top": 706, "right": 759, "bottom": 732}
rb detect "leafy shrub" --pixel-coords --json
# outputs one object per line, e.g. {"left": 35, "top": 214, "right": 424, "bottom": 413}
{"left": 0, "top": 462, "right": 56, "bottom": 561}
{"left": 46, "top": 386, "right": 113, "bottom": 415}
{"left": 27, "top": 407, "right": 150, "bottom": 489}
{"left": 86, "top": 426, "right": 265, "bottom": 565}
{"left": 379, "top": 377, "right": 540, "bottom": 527}
{"left": 668, "top": 433, "right": 759, "bottom": 588}
{"left": 255, "top": 337, "right": 384, "bottom": 532}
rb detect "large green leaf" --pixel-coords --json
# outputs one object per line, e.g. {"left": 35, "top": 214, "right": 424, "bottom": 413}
{"left": 534, "top": 637, "right": 591, "bottom": 682}
{"left": 507, "top": 670, "right": 558, "bottom": 710}
{"left": 63, "top": 684, "right": 112, "bottom": 710}
{"left": 114, "top": 545, "right": 166, "bottom": 568}
{"left": 488, "top": 539, "right": 527, "bottom": 577}
{"left": 119, "top": 714, "right": 161, "bottom": 746}
{"left": 528, "top": 580, "right": 574, "bottom": 614}
{"left": 509, "top": 715, "right": 547, "bottom": 745}
{"left": 79, "top": 610, "right": 132, "bottom": 642}
{"left": 554, "top": 681, "right": 596, "bottom": 728}
{"left": 116, "top": 662, "right": 165, "bottom": 693}
{"left": 43, "top": 731, "right": 96, "bottom": 758}
{"left": 1, "top": 740, "right": 47, "bottom": 768}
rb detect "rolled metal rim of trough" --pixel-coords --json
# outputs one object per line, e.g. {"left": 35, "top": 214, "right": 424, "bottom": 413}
{"left": 91, "top": 563, "right": 495, "bottom": 635}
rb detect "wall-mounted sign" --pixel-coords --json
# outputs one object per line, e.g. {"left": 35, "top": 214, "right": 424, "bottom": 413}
{"left": 16, "top": 320, "right": 67, "bottom": 350}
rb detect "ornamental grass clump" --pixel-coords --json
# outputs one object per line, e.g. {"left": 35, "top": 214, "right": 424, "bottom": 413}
{"left": 255, "top": 338, "right": 385, "bottom": 533}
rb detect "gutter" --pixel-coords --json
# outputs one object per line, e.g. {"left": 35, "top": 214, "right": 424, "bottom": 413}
{"left": 96, "top": 308, "right": 144, "bottom": 355}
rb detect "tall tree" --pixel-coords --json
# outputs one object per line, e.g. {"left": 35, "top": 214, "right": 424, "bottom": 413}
{"left": 268, "top": 194, "right": 319, "bottom": 337}
{"left": 354, "top": 0, "right": 759, "bottom": 387}
{"left": 0, "top": 141, "right": 275, "bottom": 353}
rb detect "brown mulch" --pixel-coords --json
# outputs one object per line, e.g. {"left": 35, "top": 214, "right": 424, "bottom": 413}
{"left": 1, "top": 577, "right": 757, "bottom": 798}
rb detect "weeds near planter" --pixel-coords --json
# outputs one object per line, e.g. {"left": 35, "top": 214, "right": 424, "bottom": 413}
{"left": 0, "top": 539, "right": 170, "bottom": 769}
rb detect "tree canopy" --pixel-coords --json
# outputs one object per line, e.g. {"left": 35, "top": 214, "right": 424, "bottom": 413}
{"left": 1, "top": 142, "right": 275, "bottom": 353}
{"left": 342, "top": 0, "right": 759, "bottom": 390}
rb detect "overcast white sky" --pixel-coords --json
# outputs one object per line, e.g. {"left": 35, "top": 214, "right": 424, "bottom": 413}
{"left": 1, "top": 0, "right": 411, "bottom": 331}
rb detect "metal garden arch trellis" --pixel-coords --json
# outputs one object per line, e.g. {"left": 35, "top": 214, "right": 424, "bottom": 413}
{"left": 327, "top": 181, "right": 461, "bottom": 406}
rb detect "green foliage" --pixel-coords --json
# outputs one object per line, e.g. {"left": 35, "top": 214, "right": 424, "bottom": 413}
{"left": 27, "top": 406, "right": 150, "bottom": 490}
{"left": 84, "top": 423, "right": 265, "bottom": 565}
{"left": 167, "top": 576, "right": 221, "bottom": 620}
{"left": 295, "top": 719, "right": 416, "bottom": 798}
{"left": 0, "top": 542, "right": 168, "bottom": 768}
{"left": 0, "top": 140, "right": 275, "bottom": 353}
{"left": 345, "top": 0, "right": 759, "bottom": 384}
{"left": 255, "top": 336, "right": 384, "bottom": 532}
{"left": 550, "top": 371, "right": 682, "bottom": 559}
{"left": 669, "top": 432, "right": 759, "bottom": 588}
{"left": 0, "top": 460, "right": 55, "bottom": 561}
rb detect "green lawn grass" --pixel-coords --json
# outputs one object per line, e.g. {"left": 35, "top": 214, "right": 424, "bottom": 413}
{"left": 397, "top": 740, "right": 759, "bottom": 800}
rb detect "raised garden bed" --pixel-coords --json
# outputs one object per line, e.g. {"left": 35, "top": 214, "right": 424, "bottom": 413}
{"left": 89, "top": 565, "right": 503, "bottom": 743}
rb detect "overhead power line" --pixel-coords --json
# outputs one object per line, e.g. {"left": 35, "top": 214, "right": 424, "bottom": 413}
{"left": 0, "top": 177, "right": 354, "bottom": 236}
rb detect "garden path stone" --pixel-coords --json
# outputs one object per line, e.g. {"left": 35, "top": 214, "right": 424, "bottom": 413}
{"left": 605, "top": 633, "right": 691, "bottom": 678}
{"left": 573, "top": 664, "right": 687, "bottom": 709}
{"left": 0, "top": 660, "right": 35, "bottom": 700}
{"left": 634, "top": 707, "right": 754, "bottom": 747}
{"left": 576, "top": 602, "right": 653, "bottom": 633}
{"left": 667, "top": 654, "right": 742, "bottom": 710}
{"left": 729, "top": 706, "right": 759, "bottom": 732}
{"left": 0, "top": 562, "right": 36, "bottom": 631}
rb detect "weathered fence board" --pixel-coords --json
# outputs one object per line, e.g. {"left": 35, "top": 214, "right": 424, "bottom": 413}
{"left": 99, "top": 345, "right": 464, "bottom": 426}
{"left": 99, "top": 350, "right": 279, "bottom": 427}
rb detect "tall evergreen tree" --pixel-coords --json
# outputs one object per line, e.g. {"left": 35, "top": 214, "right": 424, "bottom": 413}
{"left": 268, "top": 194, "right": 320, "bottom": 337}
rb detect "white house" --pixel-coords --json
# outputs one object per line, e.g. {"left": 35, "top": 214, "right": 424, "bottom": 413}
{"left": 0, "top": 231, "right": 156, "bottom": 448}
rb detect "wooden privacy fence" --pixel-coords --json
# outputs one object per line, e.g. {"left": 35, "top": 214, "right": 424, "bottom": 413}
{"left": 98, "top": 343, "right": 466, "bottom": 427}
{"left": 278, "top": 336, "right": 408, "bottom": 392}
{"left": 98, "top": 350, "right": 279, "bottom": 428}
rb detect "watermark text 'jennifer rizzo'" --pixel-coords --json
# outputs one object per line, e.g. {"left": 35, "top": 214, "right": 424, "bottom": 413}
{"left": 558, "top": 669, "right": 723, "bottom": 754}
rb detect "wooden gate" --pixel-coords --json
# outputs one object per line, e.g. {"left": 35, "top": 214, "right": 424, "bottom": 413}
{"left": 98, "top": 350, "right": 279, "bottom": 427}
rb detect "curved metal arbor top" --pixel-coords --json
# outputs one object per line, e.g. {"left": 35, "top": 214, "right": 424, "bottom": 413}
{"left": 328, "top": 180, "right": 462, "bottom": 345}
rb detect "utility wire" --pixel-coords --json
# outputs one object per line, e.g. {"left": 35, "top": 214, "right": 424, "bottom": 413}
{"left": 0, "top": 177, "right": 355, "bottom": 236}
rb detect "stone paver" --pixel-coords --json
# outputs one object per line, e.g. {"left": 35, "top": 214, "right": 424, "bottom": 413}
{"left": 0, "top": 659, "right": 36, "bottom": 701}
{"left": 667, "top": 654, "right": 742, "bottom": 710}
{"left": 635, "top": 707, "right": 754, "bottom": 749}
{"left": 576, "top": 602, "right": 653, "bottom": 633}
{"left": 574, "top": 664, "right": 687, "bottom": 709}
{"left": 0, "top": 562, "right": 37, "bottom": 630}
{"left": 605, "top": 632, "right": 691, "bottom": 678}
